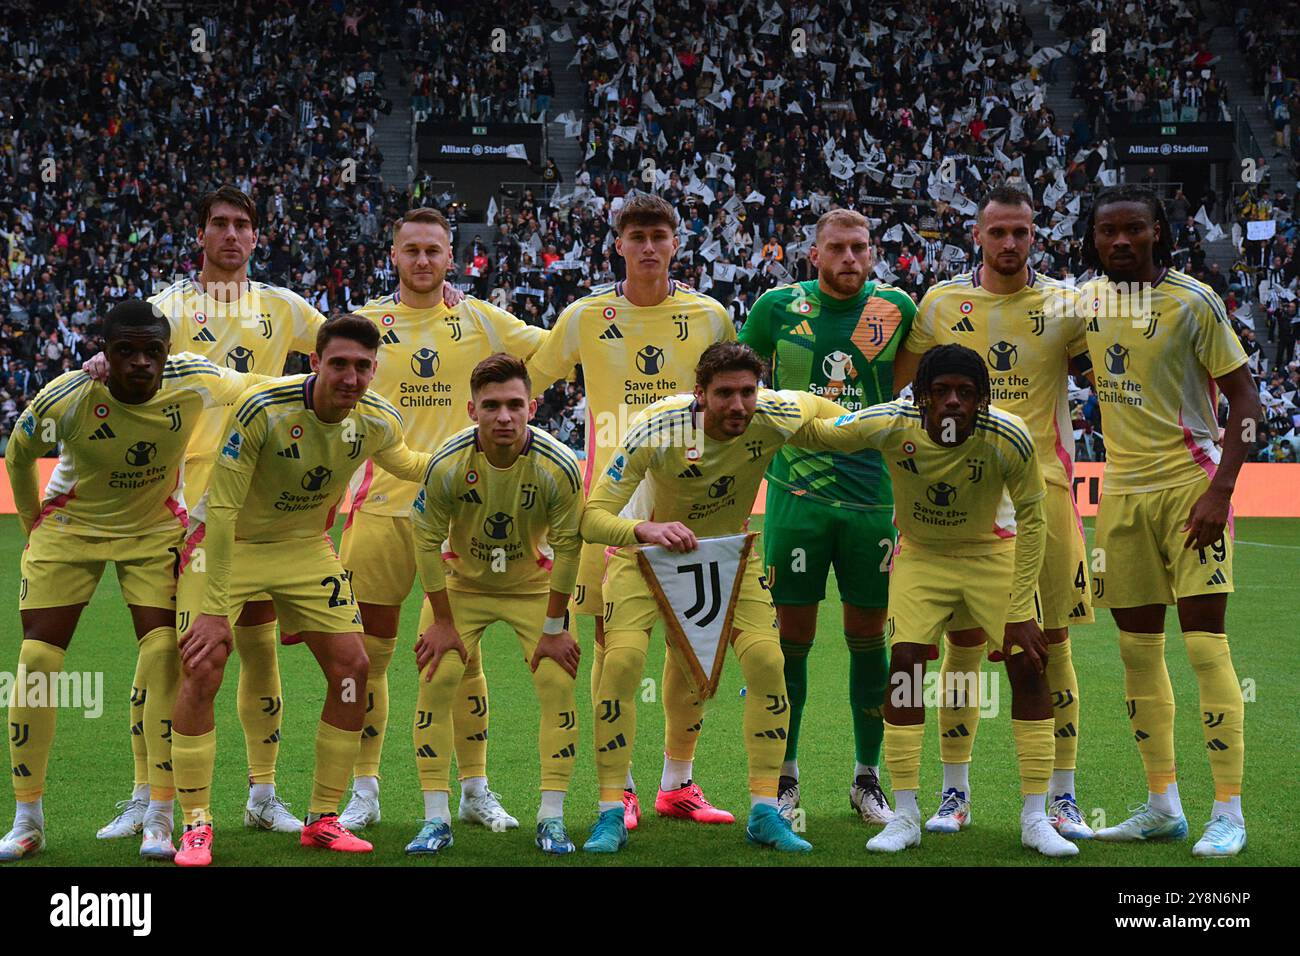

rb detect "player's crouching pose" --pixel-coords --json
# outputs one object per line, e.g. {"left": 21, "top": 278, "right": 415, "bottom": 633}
{"left": 2, "top": 300, "right": 264, "bottom": 862}
{"left": 406, "top": 354, "right": 584, "bottom": 855}
{"left": 168, "top": 316, "right": 432, "bottom": 866}
{"left": 579, "top": 342, "right": 849, "bottom": 854}
{"left": 796, "top": 344, "right": 1079, "bottom": 858}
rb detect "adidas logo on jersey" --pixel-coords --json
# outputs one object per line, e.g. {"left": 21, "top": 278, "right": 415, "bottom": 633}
{"left": 790, "top": 320, "right": 814, "bottom": 337}
{"left": 677, "top": 464, "right": 704, "bottom": 478}
{"left": 381, "top": 329, "right": 401, "bottom": 345}
{"left": 89, "top": 423, "right": 116, "bottom": 440}
{"left": 598, "top": 323, "right": 624, "bottom": 340}
{"left": 950, "top": 317, "right": 975, "bottom": 332}
{"left": 896, "top": 458, "right": 918, "bottom": 474}
{"left": 191, "top": 327, "right": 217, "bottom": 343}
{"left": 277, "top": 442, "right": 301, "bottom": 459}
{"left": 1205, "top": 568, "right": 1227, "bottom": 586}
{"left": 459, "top": 489, "right": 482, "bottom": 504}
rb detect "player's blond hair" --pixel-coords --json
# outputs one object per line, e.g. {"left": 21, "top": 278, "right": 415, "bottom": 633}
{"left": 814, "top": 208, "right": 871, "bottom": 242}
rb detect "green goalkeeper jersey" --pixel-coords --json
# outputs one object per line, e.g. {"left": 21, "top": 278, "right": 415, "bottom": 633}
{"left": 739, "top": 279, "right": 916, "bottom": 510}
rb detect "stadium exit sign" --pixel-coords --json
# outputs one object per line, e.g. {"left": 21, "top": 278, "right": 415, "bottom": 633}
{"left": 1160, "top": 125, "right": 1177, "bottom": 134}
{"left": 472, "top": 126, "right": 487, "bottom": 135}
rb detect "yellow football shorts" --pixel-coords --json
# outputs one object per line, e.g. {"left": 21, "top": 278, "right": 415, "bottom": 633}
{"left": 887, "top": 540, "right": 1037, "bottom": 657}
{"left": 424, "top": 589, "right": 551, "bottom": 658}
{"left": 340, "top": 509, "right": 417, "bottom": 606}
{"left": 20, "top": 524, "right": 182, "bottom": 611}
{"left": 176, "top": 527, "right": 362, "bottom": 636}
{"left": 948, "top": 483, "right": 1092, "bottom": 632}
{"left": 1092, "top": 476, "right": 1234, "bottom": 608}
{"left": 571, "top": 540, "right": 607, "bottom": 618}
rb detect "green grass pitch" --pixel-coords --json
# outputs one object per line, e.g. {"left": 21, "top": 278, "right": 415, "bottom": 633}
{"left": 1, "top": 515, "right": 1296, "bottom": 867}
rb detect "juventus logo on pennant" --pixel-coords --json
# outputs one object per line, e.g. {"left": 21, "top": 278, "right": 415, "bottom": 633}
{"left": 636, "top": 532, "right": 755, "bottom": 700}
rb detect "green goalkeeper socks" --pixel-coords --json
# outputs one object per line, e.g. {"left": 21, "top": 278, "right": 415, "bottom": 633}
{"left": 847, "top": 633, "right": 889, "bottom": 766}
{"left": 779, "top": 640, "right": 812, "bottom": 762}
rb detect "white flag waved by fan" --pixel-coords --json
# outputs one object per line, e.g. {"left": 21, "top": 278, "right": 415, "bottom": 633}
{"left": 637, "top": 533, "right": 756, "bottom": 699}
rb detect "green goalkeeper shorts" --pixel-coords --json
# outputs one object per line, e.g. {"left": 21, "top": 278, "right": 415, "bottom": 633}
{"left": 761, "top": 486, "right": 895, "bottom": 609}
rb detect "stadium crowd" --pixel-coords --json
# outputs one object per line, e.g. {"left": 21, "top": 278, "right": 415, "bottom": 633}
{"left": 2, "top": 0, "right": 1293, "bottom": 460}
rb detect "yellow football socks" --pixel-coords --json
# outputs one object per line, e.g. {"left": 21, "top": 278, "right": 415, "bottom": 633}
{"left": 937, "top": 641, "right": 984, "bottom": 766}
{"left": 1184, "top": 631, "right": 1244, "bottom": 801}
{"left": 530, "top": 655, "right": 578, "bottom": 792}
{"left": 593, "top": 630, "right": 644, "bottom": 802}
{"left": 883, "top": 720, "right": 925, "bottom": 793}
{"left": 309, "top": 720, "right": 361, "bottom": 815}
{"left": 233, "top": 621, "right": 281, "bottom": 785}
{"left": 172, "top": 728, "right": 216, "bottom": 827}
{"left": 734, "top": 631, "right": 787, "bottom": 798}
{"left": 355, "top": 634, "right": 395, "bottom": 778}
{"left": 137, "top": 626, "right": 179, "bottom": 802}
{"left": 129, "top": 652, "right": 148, "bottom": 788}
{"left": 1012, "top": 718, "right": 1054, "bottom": 795}
{"left": 1044, "top": 636, "right": 1080, "bottom": 771}
{"left": 8, "top": 640, "right": 65, "bottom": 802}
{"left": 1118, "top": 630, "right": 1177, "bottom": 792}
{"left": 662, "top": 651, "right": 703, "bottom": 764}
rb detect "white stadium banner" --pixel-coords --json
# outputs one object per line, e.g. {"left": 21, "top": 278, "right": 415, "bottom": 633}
{"left": 636, "top": 533, "right": 756, "bottom": 700}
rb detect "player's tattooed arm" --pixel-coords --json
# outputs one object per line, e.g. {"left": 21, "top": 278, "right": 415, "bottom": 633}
{"left": 415, "top": 588, "right": 466, "bottom": 681}
{"left": 1184, "top": 364, "right": 1261, "bottom": 550}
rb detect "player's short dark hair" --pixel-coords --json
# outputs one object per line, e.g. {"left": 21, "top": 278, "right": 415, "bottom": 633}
{"left": 315, "top": 314, "right": 380, "bottom": 355}
{"left": 695, "top": 341, "right": 765, "bottom": 391}
{"left": 912, "top": 344, "right": 991, "bottom": 412}
{"left": 199, "top": 185, "right": 259, "bottom": 231}
{"left": 977, "top": 184, "right": 1035, "bottom": 219}
{"left": 470, "top": 352, "right": 531, "bottom": 396}
{"left": 615, "top": 194, "right": 678, "bottom": 235}
{"left": 394, "top": 206, "right": 452, "bottom": 245}
{"left": 1081, "top": 184, "right": 1174, "bottom": 270}
{"left": 103, "top": 300, "right": 170, "bottom": 343}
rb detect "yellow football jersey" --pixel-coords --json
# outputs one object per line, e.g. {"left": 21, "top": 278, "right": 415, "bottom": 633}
{"left": 527, "top": 280, "right": 735, "bottom": 493}
{"left": 907, "top": 267, "right": 1086, "bottom": 489}
{"left": 149, "top": 278, "right": 326, "bottom": 470}
{"left": 794, "top": 401, "right": 1046, "bottom": 556}
{"left": 349, "top": 292, "right": 547, "bottom": 517}
{"left": 412, "top": 425, "right": 584, "bottom": 596}
{"left": 1078, "top": 268, "right": 1248, "bottom": 494}
{"left": 6, "top": 354, "right": 259, "bottom": 537}
{"left": 197, "top": 375, "right": 431, "bottom": 617}
{"left": 581, "top": 389, "right": 843, "bottom": 546}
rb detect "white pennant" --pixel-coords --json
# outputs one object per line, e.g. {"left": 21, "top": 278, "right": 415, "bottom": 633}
{"left": 636, "top": 533, "right": 756, "bottom": 699}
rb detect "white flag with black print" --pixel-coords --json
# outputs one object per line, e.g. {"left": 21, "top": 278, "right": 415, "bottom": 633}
{"left": 637, "top": 533, "right": 756, "bottom": 699}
